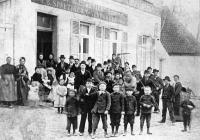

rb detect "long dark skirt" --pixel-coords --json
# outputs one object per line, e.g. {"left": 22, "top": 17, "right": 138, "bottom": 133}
{"left": 17, "top": 78, "right": 29, "bottom": 105}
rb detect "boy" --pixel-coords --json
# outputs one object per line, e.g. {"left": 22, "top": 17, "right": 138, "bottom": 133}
{"left": 91, "top": 81, "right": 111, "bottom": 139}
{"left": 123, "top": 88, "right": 137, "bottom": 136}
{"left": 180, "top": 87, "right": 195, "bottom": 132}
{"left": 65, "top": 89, "right": 79, "bottom": 136}
{"left": 139, "top": 86, "right": 157, "bottom": 135}
{"left": 110, "top": 83, "right": 124, "bottom": 137}
{"left": 79, "top": 78, "right": 97, "bottom": 136}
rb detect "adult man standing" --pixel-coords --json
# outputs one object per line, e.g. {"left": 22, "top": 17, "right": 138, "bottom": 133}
{"left": 70, "top": 58, "right": 80, "bottom": 73}
{"left": 74, "top": 61, "right": 92, "bottom": 90}
{"left": 0, "top": 57, "right": 17, "bottom": 108}
{"left": 173, "top": 75, "right": 182, "bottom": 117}
{"left": 151, "top": 69, "right": 164, "bottom": 112}
{"left": 68, "top": 55, "right": 75, "bottom": 70}
{"left": 56, "top": 55, "right": 69, "bottom": 80}
{"left": 159, "top": 76, "right": 175, "bottom": 124}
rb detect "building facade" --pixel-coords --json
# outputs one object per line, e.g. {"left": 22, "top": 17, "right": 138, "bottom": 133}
{"left": 0, "top": 0, "right": 166, "bottom": 75}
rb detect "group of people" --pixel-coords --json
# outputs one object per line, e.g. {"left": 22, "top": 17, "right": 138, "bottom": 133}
{"left": 0, "top": 53, "right": 196, "bottom": 139}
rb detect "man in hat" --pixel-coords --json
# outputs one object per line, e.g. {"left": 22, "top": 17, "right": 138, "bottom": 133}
{"left": 74, "top": 61, "right": 92, "bottom": 90}
{"left": 136, "top": 70, "right": 155, "bottom": 116}
{"left": 56, "top": 55, "right": 69, "bottom": 80}
{"left": 173, "top": 75, "right": 182, "bottom": 117}
{"left": 79, "top": 78, "right": 98, "bottom": 136}
{"left": 93, "top": 63, "right": 104, "bottom": 86}
{"left": 70, "top": 58, "right": 80, "bottom": 73}
{"left": 150, "top": 69, "right": 164, "bottom": 112}
{"left": 69, "top": 55, "right": 75, "bottom": 70}
{"left": 159, "top": 76, "right": 175, "bottom": 124}
{"left": 131, "top": 65, "right": 142, "bottom": 82}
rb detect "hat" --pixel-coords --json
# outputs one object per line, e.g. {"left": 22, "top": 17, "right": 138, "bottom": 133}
{"left": 75, "top": 58, "right": 79, "bottom": 61}
{"left": 98, "top": 81, "right": 107, "bottom": 86}
{"left": 91, "top": 59, "right": 96, "bottom": 63}
{"left": 163, "top": 76, "right": 171, "bottom": 81}
{"left": 80, "top": 61, "right": 86, "bottom": 65}
{"left": 147, "top": 67, "right": 152, "bottom": 70}
{"left": 153, "top": 69, "right": 159, "bottom": 73}
{"left": 69, "top": 55, "right": 74, "bottom": 59}
{"left": 96, "top": 63, "right": 102, "bottom": 67}
{"left": 86, "top": 78, "right": 93, "bottom": 83}
{"left": 59, "top": 55, "right": 65, "bottom": 59}
{"left": 132, "top": 65, "right": 136, "bottom": 68}
{"left": 105, "top": 71, "right": 112, "bottom": 76}
{"left": 87, "top": 57, "right": 92, "bottom": 61}
{"left": 113, "top": 83, "right": 120, "bottom": 87}
{"left": 144, "top": 70, "right": 149, "bottom": 74}
{"left": 181, "top": 87, "right": 187, "bottom": 92}
{"left": 107, "top": 59, "right": 112, "bottom": 63}
{"left": 103, "top": 61, "right": 108, "bottom": 65}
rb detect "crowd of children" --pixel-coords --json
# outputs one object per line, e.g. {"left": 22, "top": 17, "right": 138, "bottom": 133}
{"left": 25, "top": 53, "right": 196, "bottom": 139}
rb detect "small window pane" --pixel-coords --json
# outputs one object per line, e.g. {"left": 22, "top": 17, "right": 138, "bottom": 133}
{"left": 83, "top": 38, "right": 89, "bottom": 53}
{"left": 111, "top": 31, "right": 117, "bottom": 40}
{"left": 105, "top": 28, "right": 110, "bottom": 39}
{"left": 81, "top": 24, "right": 89, "bottom": 35}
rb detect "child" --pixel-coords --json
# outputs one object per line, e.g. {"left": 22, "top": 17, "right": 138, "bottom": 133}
{"left": 110, "top": 83, "right": 124, "bottom": 137}
{"left": 91, "top": 81, "right": 111, "bottom": 139}
{"left": 123, "top": 88, "right": 137, "bottom": 136}
{"left": 139, "top": 86, "right": 157, "bottom": 135}
{"left": 67, "top": 72, "right": 75, "bottom": 90}
{"left": 65, "top": 89, "right": 79, "bottom": 136}
{"left": 54, "top": 77, "right": 68, "bottom": 113}
{"left": 180, "top": 87, "right": 195, "bottom": 132}
{"left": 28, "top": 82, "right": 40, "bottom": 107}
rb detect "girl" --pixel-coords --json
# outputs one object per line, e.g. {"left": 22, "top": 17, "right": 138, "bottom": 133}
{"left": 54, "top": 77, "right": 68, "bottom": 113}
{"left": 67, "top": 72, "right": 75, "bottom": 90}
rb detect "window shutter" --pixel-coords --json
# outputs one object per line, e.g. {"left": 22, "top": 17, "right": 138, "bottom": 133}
{"left": 104, "top": 28, "right": 110, "bottom": 40}
{"left": 72, "top": 21, "right": 79, "bottom": 34}
{"left": 138, "top": 35, "right": 142, "bottom": 45}
{"left": 96, "top": 26, "right": 102, "bottom": 38}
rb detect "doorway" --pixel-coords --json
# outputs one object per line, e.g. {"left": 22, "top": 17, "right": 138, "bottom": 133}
{"left": 37, "top": 31, "right": 52, "bottom": 60}
{"left": 37, "top": 12, "right": 57, "bottom": 61}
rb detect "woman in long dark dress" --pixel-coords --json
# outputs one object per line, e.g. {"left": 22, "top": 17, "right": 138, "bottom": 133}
{"left": 16, "top": 57, "right": 29, "bottom": 105}
{"left": 0, "top": 57, "right": 17, "bottom": 107}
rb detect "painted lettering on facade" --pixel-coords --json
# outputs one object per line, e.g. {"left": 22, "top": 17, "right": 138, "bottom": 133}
{"left": 31, "top": 0, "right": 128, "bottom": 26}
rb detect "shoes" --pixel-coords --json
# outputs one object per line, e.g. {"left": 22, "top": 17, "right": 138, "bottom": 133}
{"left": 139, "top": 131, "right": 143, "bottom": 135}
{"left": 159, "top": 120, "right": 165, "bottom": 123}
{"left": 181, "top": 129, "right": 187, "bottom": 132}
{"left": 111, "top": 133, "right": 115, "bottom": 137}
{"left": 147, "top": 129, "right": 152, "bottom": 135}
{"left": 131, "top": 131, "right": 135, "bottom": 135}
{"left": 67, "top": 132, "right": 71, "bottom": 137}
{"left": 104, "top": 132, "right": 109, "bottom": 138}
{"left": 123, "top": 131, "right": 127, "bottom": 136}
{"left": 91, "top": 134, "right": 96, "bottom": 139}
{"left": 79, "top": 133, "right": 84, "bottom": 136}
{"left": 114, "top": 132, "right": 119, "bottom": 137}
{"left": 73, "top": 131, "right": 78, "bottom": 136}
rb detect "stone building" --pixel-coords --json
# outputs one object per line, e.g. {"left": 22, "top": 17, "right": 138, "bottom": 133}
{"left": 0, "top": 0, "right": 166, "bottom": 75}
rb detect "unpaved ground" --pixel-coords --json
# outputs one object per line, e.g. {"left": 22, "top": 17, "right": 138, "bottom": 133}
{"left": 0, "top": 99, "right": 200, "bottom": 140}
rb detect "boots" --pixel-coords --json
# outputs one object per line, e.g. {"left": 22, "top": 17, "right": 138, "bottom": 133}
{"left": 130, "top": 124, "right": 135, "bottom": 135}
{"left": 139, "top": 127, "right": 143, "bottom": 135}
{"left": 123, "top": 125, "right": 127, "bottom": 136}
{"left": 147, "top": 128, "right": 152, "bottom": 135}
{"left": 104, "top": 129, "right": 109, "bottom": 138}
{"left": 115, "top": 126, "right": 119, "bottom": 137}
{"left": 91, "top": 129, "right": 96, "bottom": 139}
{"left": 111, "top": 126, "right": 115, "bottom": 137}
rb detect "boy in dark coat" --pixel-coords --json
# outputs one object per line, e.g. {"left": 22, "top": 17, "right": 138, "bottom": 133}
{"left": 139, "top": 86, "right": 157, "bottom": 135}
{"left": 105, "top": 71, "right": 115, "bottom": 93}
{"left": 91, "top": 81, "right": 111, "bottom": 139}
{"left": 159, "top": 76, "right": 175, "bottom": 124}
{"left": 180, "top": 87, "right": 195, "bottom": 132}
{"left": 79, "top": 78, "right": 97, "bottom": 136}
{"left": 65, "top": 89, "right": 79, "bottom": 136}
{"left": 109, "top": 83, "right": 124, "bottom": 137}
{"left": 123, "top": 88, "right": 137, "bottom": 136}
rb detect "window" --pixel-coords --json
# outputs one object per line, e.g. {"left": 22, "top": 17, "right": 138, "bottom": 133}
{"left": 112, "top": 43, "right": 117, "bottom": 54}
{"left": 110, "top": 31, "right": 118, "bottom": 41}
{"left": 96, "top": 26, "right": 102, "bottom": 38}
{"left": 104, "top": 28, "right": 110, "bottom": 40}
{"left": 80, "top": 24, "right": 89, "bottom": 35}
{"left": 138, "top": 35, "right": 149, "bottom": 45}
{"left": 122, "top": 32, "right": 128, "bottom": 42}
{"left": 83, "top": 38, "right": 89, "bottom": 53}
